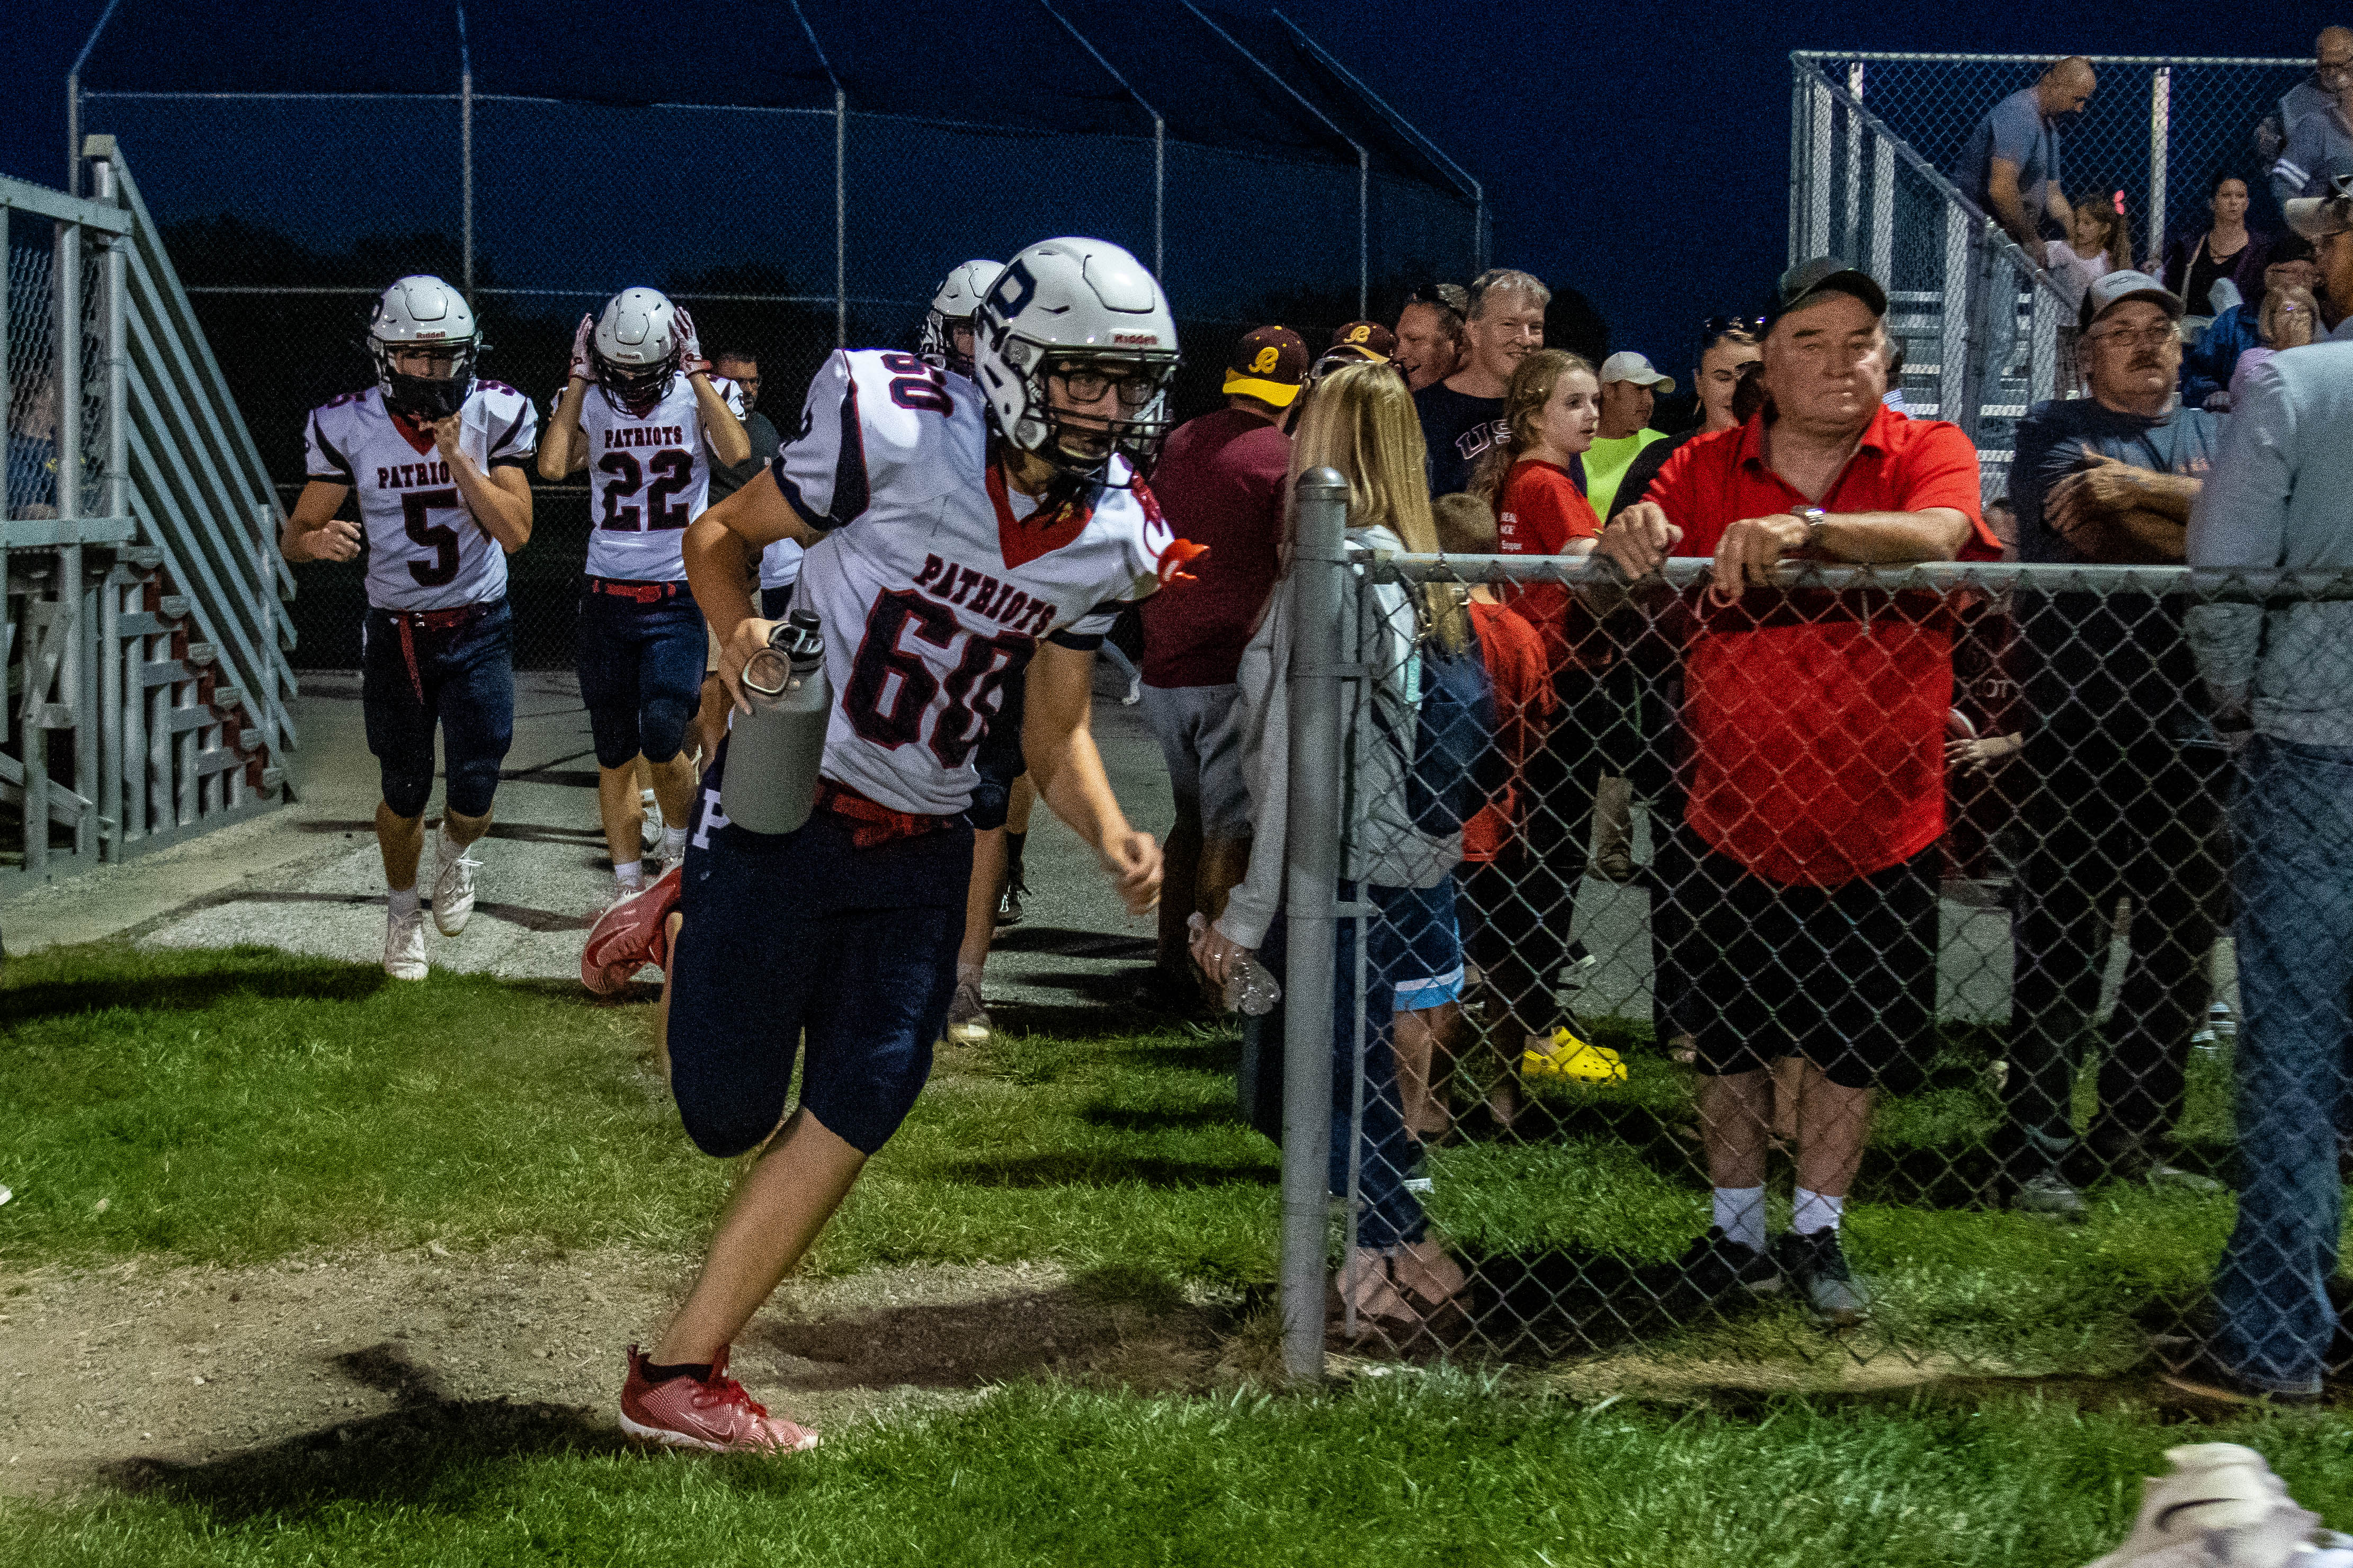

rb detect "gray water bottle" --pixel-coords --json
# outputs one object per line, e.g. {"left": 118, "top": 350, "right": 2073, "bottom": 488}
{"left": 719, "top": 609, "right": 831, "bottom": 837}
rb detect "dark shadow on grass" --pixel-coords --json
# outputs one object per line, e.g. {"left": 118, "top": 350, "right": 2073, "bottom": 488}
{"left": 943, "top": 1151, "right": 1277, "bottom": 1189}
{"left": 0, "top": 955, "right": 389, "bottom": 1022}
{"left": 748, "top": 1276, "right": 1229, "bottom": 1392}
{"left": 98, "top": 1342, "right": 627, "bottom": 1524}
{"left": 1432, "top": 1244, "right": 1790, "bottom": 1362}
{"left": 1079, "top": 1102, "right": 1251, "bottom": 1134}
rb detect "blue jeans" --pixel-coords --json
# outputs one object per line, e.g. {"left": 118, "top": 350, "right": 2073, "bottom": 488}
{"left": 360, "top": 598, "right": 515, "bottom": 819}
{"left": 2214, "top": 736, "right": 2353, "bottom": 1393}
{"left": 1330, "top": 880, "right": 1431, "bottom": 1251}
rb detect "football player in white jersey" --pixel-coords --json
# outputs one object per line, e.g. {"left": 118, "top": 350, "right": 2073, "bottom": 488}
{"left": 582, "top": 237, "right": 1193, "bottom": 1452}
{"left": 539, "top": 288, "right": 750, "bottom": 895}
{"left": 280, "top": 276, "right": 538, "bottom": 981}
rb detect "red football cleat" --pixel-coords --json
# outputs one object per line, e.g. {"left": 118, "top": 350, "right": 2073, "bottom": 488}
{"left": 618, "top": 1345, "right": 818, "bottom": 1454}
{"left": 580, "top": 865, "right": 683, "bottom": 995}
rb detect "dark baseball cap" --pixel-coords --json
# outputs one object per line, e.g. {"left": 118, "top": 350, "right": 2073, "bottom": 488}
{"left": 1223, "top": 325, "right": 1310, "bottom": 407}
{"left": 1328, "top": 320, "right": 1397, "bottom": 361}
{"left": 2078, "top": 268, "right": 2183, "bottom": 330}
{"left": 1764, "top": 256, "right": 1889, "bottom": 328}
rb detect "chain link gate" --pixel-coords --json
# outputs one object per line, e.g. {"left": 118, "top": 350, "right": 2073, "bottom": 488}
{"left": 1269, "top": 497, "right": 2353, "bottom": 1386}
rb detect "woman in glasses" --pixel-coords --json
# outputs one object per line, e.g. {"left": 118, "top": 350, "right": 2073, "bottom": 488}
{"left": 2228, "top": 283, "right": 2320, "bottom": 405}
{"left": 1606, "top": 318, "right": 1763, "bottom": 524}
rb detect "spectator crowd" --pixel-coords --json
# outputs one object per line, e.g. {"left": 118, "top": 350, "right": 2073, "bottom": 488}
{"left": 1094, "top": 34, "right": 2353, "bottom": 1395}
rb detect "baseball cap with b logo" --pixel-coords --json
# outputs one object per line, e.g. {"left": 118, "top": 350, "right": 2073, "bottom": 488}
{"left": 1328, "top": 320, "right": 1398, "bottom": 362}
{"left": 1223, "top": 325, "right": 1310, "bottom": 407}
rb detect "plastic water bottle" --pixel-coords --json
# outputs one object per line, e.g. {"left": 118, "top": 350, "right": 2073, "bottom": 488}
{"left": 1189, "top": 912, "right": 1282, "bottom": 1016}
{"left": 719, "top": 610, "right": 831, "bottom": 837}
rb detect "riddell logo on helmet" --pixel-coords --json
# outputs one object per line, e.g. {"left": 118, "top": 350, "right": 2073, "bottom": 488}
{"left": 1112, "top": 333, "right": 1161, "bottom": 346}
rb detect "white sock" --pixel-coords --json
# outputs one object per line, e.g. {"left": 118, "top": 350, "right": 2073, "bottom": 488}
{"left": 662, "top": 825, "right": 688, "bottom": 862}
{"left": 1793, "top": 1187, "right": 1845, "bottom": 1236}
{"left": 1712, "top": 1185, "right": 1767, "bottom": 1252}
{"left": 388, "top": 886, "right": 421, "bottom": 918}
{"left": 957, "top": 961, "right": 985, "bottom": 987}
{"left": 437, "top": 830, "right": 470, "bottom": 866}
{"left": 615, "top": 859, "right": 644, "bottom": 891}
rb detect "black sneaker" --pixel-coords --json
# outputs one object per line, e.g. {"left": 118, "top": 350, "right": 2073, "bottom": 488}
{"left": 1773, "top": 1228, "right": 1872, "bottom": 1328}
{"left": 1672, "top": 1227, "right": 1782, "bottom": 1305}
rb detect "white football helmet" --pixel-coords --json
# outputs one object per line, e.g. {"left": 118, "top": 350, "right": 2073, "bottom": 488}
{"left": 367, "top": 275, "right": 480, "bottom": 421}
{"left": 972, "top": 238, "right": 1180, "bottom": 485}
{"left": 920, "top": 259, "right": 1005, "bottom": 379}
{"left": 592, "top": 286, "right": 683, "bottom": 416}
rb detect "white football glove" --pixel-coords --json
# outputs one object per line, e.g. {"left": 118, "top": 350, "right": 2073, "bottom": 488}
{"left": 568, "top": 313, "right": 595, "bottom": 384}
{"left": 673, "top": 305, "right": 706, "bottom": 376}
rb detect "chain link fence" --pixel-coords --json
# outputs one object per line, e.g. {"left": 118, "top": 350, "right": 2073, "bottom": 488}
{"left": 1258, "top": 518, "right": 2353, "bottom": 1384}
{"left": 1795, "top": 53, "right": 2315, "bottom": 270}
{"left": 73, "top": 3, "right": 1483, "bottom": 675}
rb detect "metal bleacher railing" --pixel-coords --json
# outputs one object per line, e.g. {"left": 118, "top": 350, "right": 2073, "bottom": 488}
{"left": 1789, "top": 52, "right": 2310, "bottom": 499}
{"left": 2, "top": 139, "right": 294, "bottom": 891}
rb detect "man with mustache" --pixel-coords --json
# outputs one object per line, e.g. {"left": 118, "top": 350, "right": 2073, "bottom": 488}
{"left": 1997, "top": 270, "right": 2229, "bottom": 1220}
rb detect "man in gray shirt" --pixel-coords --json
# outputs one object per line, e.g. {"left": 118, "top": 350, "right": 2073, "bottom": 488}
{"left": 2256, "top": 26, "right": 2353, "bottom": 165}
{"left": 1957, "top": 57, "right": 2095, "bottom": 262}
{"left": 2168, "top": 184, "right": 2353, "bottom": 1406}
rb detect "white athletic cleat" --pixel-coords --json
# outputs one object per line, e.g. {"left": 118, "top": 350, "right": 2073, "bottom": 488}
{"left": 385, "top": 903, "right": 429, "bottom": 981}
{"left": 640, "top": 789, "right": 664, "bottom": 853}
{"left": 431, "top": 840, "right": 482, "bottom": 936}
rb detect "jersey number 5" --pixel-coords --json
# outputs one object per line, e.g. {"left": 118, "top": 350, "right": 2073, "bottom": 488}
{"left": 842, "top": 589, "right": 1031, "bottom": 768}
{"left": 598, "top": 449, "right": 694, "bottom": 531}
{"left": 401, "top": 489, "right": 462, "bottom": 587}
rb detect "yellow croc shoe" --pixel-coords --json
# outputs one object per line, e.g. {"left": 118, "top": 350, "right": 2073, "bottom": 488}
{"left": 1522, "top": 1027, "right": 1627, "bottom": 1085}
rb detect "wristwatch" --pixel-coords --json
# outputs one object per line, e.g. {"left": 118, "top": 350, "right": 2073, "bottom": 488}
{"left": 1796, "top": 506, "right": 1829, "bottom": 551}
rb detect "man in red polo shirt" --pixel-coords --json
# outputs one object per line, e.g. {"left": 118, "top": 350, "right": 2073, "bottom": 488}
{"left": 1595, "top": 257, "right": 1998, "bottom": 1327}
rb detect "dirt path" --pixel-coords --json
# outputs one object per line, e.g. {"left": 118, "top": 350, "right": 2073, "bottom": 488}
{"left": 0, "top": 1246, "right": 1237, "bottom": 1500}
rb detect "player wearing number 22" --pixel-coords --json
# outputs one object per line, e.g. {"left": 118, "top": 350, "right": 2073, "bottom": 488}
{"left": 283, "top": 275, "right": 538, "bottom": 982}
{"left": 540, "top": 288, "right": 751, "bottom": 899}
{"left": 584, "top": 237, "right": 1196, "bottom": 1454}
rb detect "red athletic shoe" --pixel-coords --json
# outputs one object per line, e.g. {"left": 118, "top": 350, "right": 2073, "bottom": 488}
{"left": 618, "top": 1345, "right": 818, "bottom": 1454}
{"left": 580, "top": 866, "right": 683, "bottom": 994}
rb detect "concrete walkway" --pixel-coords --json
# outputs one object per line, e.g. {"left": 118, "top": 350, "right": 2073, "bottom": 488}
{"left": 4, "top": 667, "right": 1171, "bottom": 1023}
{"left": 5, "top": 666, "right": 2172, "bottom": 1030}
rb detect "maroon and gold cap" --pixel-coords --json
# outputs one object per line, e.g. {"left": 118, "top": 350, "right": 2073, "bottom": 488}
{"left": 1327, "top": 320, "right": 1398, "bottom": 362}
{"left": 1223, "top": 325, "right": 1310, "bottom": 406}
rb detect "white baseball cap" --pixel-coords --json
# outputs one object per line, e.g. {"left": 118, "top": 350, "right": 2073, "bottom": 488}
{"left": 1600, "top": 351, "right": 1675, "bottom": 395}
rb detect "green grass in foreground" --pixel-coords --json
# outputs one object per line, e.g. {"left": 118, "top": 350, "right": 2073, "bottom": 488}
{"left": 7, "top": 941, "right": 2353, "bottom": 1565}
{"left": 0, "top": 940, "right": 1276, "bottom": 1282}
{"left": 6, "top": 1380, "right": 2353, "bottom": 1568}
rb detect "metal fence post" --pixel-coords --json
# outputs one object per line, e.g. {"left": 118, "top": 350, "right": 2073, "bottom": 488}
{"left": 2149, "top": 66, "right": 2171, "bottom": 271}
{"left": 1842, "top": 61, "right": 1865, "bottom": 263}
{"left": 1279, "top": 465, "right": 1348, "bottom": 1384}
{"left": 833, "top": 89, "right": 846, "bottom": 348}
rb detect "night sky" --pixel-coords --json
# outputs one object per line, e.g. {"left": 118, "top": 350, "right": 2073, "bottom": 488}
{"left": 1, "top": 2, "right": 2313, "bottom": 370}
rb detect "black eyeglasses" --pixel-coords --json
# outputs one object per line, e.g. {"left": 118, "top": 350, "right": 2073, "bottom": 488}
{"left": 1408, "top": 283, "right": 1464, "bottom": 319}
{"left": 1702, "top": 315, "right": 1766, "bottom": 339}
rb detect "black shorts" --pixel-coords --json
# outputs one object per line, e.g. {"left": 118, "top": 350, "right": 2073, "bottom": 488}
{"left": 667, "top": 738, "right": 973, "bottom": 1157}
{"left": 1687, "top": 847, "right": 1939, "bottom": 1090}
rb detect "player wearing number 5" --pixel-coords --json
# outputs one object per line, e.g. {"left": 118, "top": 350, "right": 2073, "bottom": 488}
{"left": 540, "top": 288, "right": 751, "bottom": 899}
{"left": 282, "top": 275, "right": 538, "bottom": 981}
{"left": 581, "top": 238, "right": 1189, "bottom": 1453}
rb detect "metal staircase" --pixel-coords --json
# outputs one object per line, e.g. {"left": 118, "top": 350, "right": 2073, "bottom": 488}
{"left": 1789, "top": 59, "right": 2075, "bottom": 499}
{"left": 2, "top": 137, "right": 296, "bottom": 891}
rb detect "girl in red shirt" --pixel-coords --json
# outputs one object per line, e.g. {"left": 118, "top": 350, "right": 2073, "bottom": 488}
{"left": 1472, "top": 350, "right": 1603, "bottom": 665}
{"left": 1462, "top": 353, "right": 1618, "bottom": 1066}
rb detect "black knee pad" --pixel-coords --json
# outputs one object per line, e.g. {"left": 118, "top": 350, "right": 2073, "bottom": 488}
{"left": 380, "top": 764, "right": 434, "bottom": 822}
{"left": 637, "top": 696, "right": 694, "bottom": 766}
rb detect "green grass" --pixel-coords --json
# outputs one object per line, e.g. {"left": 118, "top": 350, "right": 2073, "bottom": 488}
{"left": 4, "top": 939, "right": 2350, "bottom": 1566}
{"left": 6, "top": 1380, "right": 2353, "bottom": 1567}
{"left": 0, "top": 940, "right": 1274, "bottom": 1281}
